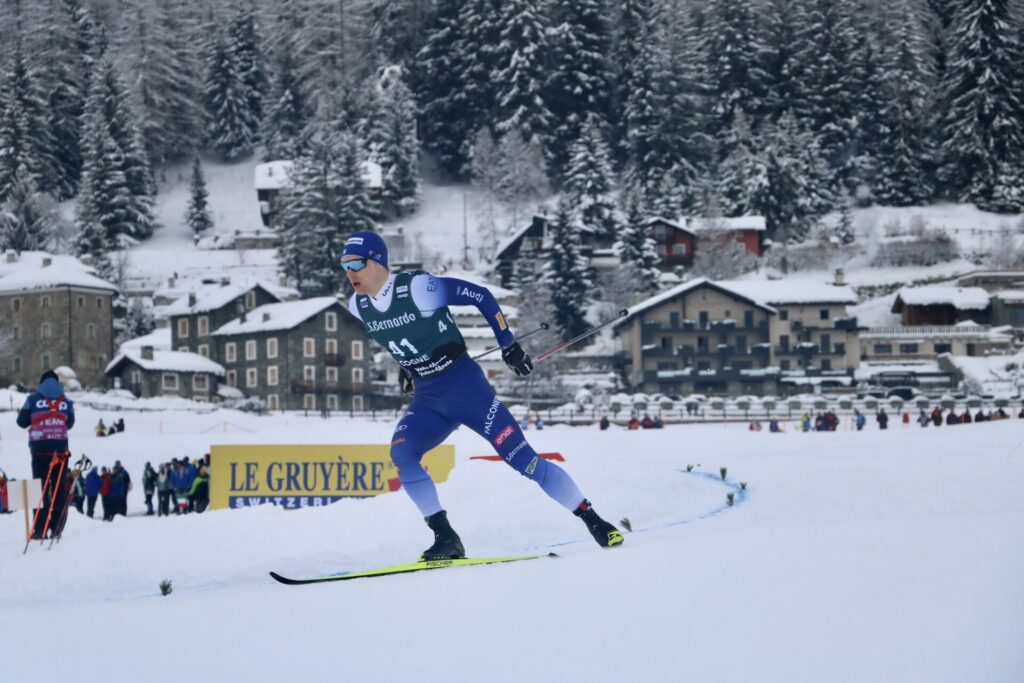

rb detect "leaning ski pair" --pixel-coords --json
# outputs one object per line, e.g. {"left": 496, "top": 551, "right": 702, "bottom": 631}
{"left": 270, "top": 552, "right": 557, "bottom": 585}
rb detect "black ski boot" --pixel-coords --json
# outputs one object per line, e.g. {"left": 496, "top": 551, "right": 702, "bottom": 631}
{"left": 574, "top": 500, "right": 624, "bottom": 548}
{"left": 421, "top": 510, "right": 466, "bottom": 561}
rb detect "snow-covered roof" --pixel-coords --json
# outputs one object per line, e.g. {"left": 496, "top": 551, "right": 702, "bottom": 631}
{"left": 994, "top": 290, "right": 1024, "bottom": 303}
{"left": 105, "top": 349, "right": 226, "bottom": 376}
{"left": 163, "top": 282, "right": 281, "bottom": 317}
{"left": 615, "top": 278, "right": 777, "bottom": 330}
{"left": 212, "top": 297, "right": 340, "bottom": 336}
{"left": 118, "top": 328, "right": 172, "bottom": 355}
{"left": 721, "top": 279, "right": 859, "bottom": 305}
{"left": 0, "top": 251, "right": 118, "bottom": 295}
{"left": 494, "top": 216, "right": 544, "bottom": 261}
{"left": 649, "top": 215, "right": 767, "bottom": 234}
{"left": 254, "top": 159, "right": 383, "bottom": 191}
{"left": 894, "top": 286, "right": 991, "bottom": 310}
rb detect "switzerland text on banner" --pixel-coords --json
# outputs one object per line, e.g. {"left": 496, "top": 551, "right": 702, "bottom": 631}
{"left": 209, "top": 444, "right": 455, "bottom": 510}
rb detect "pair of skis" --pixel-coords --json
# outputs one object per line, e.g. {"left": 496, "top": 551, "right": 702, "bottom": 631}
{"left": 270, "top": 552, "right": 558, "bottom": 585}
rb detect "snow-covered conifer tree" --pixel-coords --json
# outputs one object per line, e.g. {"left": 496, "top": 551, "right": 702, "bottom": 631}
{"left": 0, "top": 43, "right": 59, "bottom": 204}
{"left": 496, "top": 130, "right": 549, "bottom": 230}
{"left": 494, "top": 0, "right": 553, "bottom": 148}
{"left": 564, "top": 117, "right": 618, "bottom": 240}
{"left": 260, "top": 36, "right": 310, "bottom": 161}
{"left": 543, "top": 198, "right": 592, "bottom": 339}
{"left": 544, "top": 0, "right": 613, "bottom": 180}
{"left": 0, "top": 165, "right": 54, "bottom": 253}
{"left": 377, "top": 71, "right": 420, "bottom": 215}
{"left": 940, "top": 0, "right": 1024, "bottom": 210}
{"left": 615, "top": 187, "right": 662, "bottom": 296}
{"left": 204, "top": 31, "right": 257, "bottom": 160}
{"left": 186, "top": 156, "right": 213, "bottom": 237}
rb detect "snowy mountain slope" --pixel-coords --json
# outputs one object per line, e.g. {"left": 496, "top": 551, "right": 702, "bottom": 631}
{"left": 1, "top": 404, "right": 1021, "bottom": 683}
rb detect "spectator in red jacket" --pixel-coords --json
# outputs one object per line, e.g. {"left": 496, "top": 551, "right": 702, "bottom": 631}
{"left": 99, "top": 467, "right": 112, "bottom": 521}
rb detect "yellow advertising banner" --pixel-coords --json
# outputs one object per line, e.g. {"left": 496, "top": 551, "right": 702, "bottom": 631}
{"left": 209, "top": 444, "right": 455, "bottom": 510}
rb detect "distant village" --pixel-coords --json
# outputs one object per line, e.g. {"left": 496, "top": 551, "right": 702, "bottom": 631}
{"left": 1, "top": 163, "right": 1023, "bottom": 410}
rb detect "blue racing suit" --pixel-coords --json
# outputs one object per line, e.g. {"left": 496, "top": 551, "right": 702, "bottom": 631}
{"left": 349, "top": 272, "right": 584, "bottom": 517}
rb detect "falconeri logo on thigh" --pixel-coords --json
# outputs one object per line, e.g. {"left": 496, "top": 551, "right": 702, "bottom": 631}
{"left": 483, "top": 397, "right": 500, "bottom": 435}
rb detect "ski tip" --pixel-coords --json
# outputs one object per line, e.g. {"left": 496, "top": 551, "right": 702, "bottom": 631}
{"left": 269, "top": 571, "right": 303, "bottom": 585}
{"left": 547, "top": 552, "right": 560, "bottom": 558}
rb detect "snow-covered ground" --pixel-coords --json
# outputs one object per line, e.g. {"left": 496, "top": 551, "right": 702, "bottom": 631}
{"left": 1, "top": 403, "right": 1021, "bottom": 682}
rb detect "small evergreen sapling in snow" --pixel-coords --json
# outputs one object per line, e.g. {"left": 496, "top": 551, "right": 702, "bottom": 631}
{"left": 186, "top": 157, "right": 213, "bottom": 237}
{"left": 720, "top": 466, "right": 727, "bottom": 481}
{"left": 160, "top": 579, "right": 172, "bottom": 596}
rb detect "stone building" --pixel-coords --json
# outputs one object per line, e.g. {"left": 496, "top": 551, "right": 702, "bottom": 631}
{"left": 165, "top": 282, "right": 281, "bottom": 362}
{"left": 0, "top": 251, "right": 117, "bottom": 388}
{"left": 105, "top": 346, "right": 226, "bottom": 401}
{"left": 613, "top": 278, "right": 860, "bottom": 396}
{"left": 211, "top": 297, "right": 377, "bottom": 411}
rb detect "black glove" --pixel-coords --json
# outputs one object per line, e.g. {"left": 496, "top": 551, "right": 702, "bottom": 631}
{"left": 399, "top": 368, "right": 414, "bottom": 395}
{"left": 501, "top": 341, "right": 534, "bottom": 377}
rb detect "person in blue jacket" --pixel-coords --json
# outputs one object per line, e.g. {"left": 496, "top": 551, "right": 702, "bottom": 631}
{"left": 169, "top": 459, "right": 190, "bottom": 514}
{"left": 84, "top": 467, "right": 101, "bottom": 518}
{"left": 341, "top": 231, "right": 623, "bottom": 560}
{"left": 16, "top": 370, "right": 75, "bottom": 538}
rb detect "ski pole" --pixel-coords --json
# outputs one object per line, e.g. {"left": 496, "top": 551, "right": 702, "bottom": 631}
{"left": 24, "top": 452, "right": 63, "bottom": 553}
{"left": 472, "top": 323, "right": 550, "bottom": 360}
{"left": 39, "top": 451, "right": 71, "bottom": 543}
{"left": 534, "top": 309, "right": 629, "bottom": 364}
{"left": 49, "top": 454, "right": 91, "bottom": 548}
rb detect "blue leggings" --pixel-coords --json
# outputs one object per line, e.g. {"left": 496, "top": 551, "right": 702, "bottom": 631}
{"left": 390, "top": 357, "right": 584, "bottom": 517}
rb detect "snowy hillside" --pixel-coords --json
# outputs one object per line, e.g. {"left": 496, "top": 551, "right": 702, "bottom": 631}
{"left": 1, "top": 402, "right": 1022, "bottom": 682}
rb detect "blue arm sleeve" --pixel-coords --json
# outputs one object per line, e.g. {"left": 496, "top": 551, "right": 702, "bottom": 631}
{"left": 412, "top": 275, "right": 515, "bottom": 348}
{"left": 66, "top": 401, "right": 75, "bottom": 430}
{"left": 16, "top": 396, "right": 33, "bottom": 429}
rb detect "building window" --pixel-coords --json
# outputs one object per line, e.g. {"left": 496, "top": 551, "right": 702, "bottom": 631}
{"left": 227, "top": 370, "right": 237, "bottom": 387}
{"left": 267, "top": 337, "right": 278, "bottom": 359}
{"left": 162, "top": 373, "right": 179, "bottom": 390}
{"left": 245, "top": 340, "right": 257, "bottom": 360}
{"left": 819, "top": 309, "right": 830, "bottom": 320}
{"left": 697, "top": 336, "right": 708, "bottom": 353}
{"left": 934, "top": 343, "right": 951, "bottom": 354}
{"left": 40, "top": 322, "right": 52, "bottom": 339}
{"left": 96, "top": 297, "right": 103, "bottom": 308}
{"left": 178, "top": 346, "right": 189, "bottom": 353}
{"left": 267, "top": 366, "right": 279, "bottom": 386}
{"left": 351, "top": 340, "right": 364, "bottom": 360}
{"left": 304, "top": 365, "right": 316, "bottom": 381}
{"left": 672, "top": 243, "right": 686, "bottom": 256}
{"left": 780, "top": 359, "right": 791, "bottom": 370}
{"left": 325, "top": 338, "right": 337, "bottom": 355}
{"left": 245, "top": 291, "right": 256, "bottom": 309}
{"left": 899, "top": 343, "right": 919, "bottom": 354}
{"left": 198, "top": 344, "right": 209, "bottom": 358}
{"left": 77, "top": 296, "right": 84, "bottom": 307}
{"left": 820, "top": 334, "right": 831, "bottom": 354}
{"left": 699, "top": 311, "right": 709, "bottom": 329}
{"left": 304, "top": 394, "right": 316, "bottom": 410}
{"left": 226, "top": 342, "right": 237, "bottom": 362}
{"left": 697, "top": 361, "right": 711, "bottom": 371}
{"left": 42, "top": 354, "right": 51, "bottom": 369}
{"left": 821, "top": 359, "right": 832, "bottom": 371}
{"left": 353, "top": 395, "right": 364, "bottom": 411}
{"left": 304, "top": 338, "right": 315, "bottom": 357}
{"left": 352, "top": 367, "right": 364, "bottom": 384}
{"left": 246, "top": 368, "right": 257, "bottom": 388}
{"left": 86, "top": 323, "right": 96, "bottom": 340}
{"left": 131, "top": 370, "right": 141, "bottom": 385}
{"left": 193, "top": 374, "right": 209, "bottom": 392}
{"left": 177, "top": 318, "right": 189, "bottom": 338}
{"left": 198, "top": 316, "right": 209, "bottom": 336}
{"left": 873, "top": 344, "right": 892, "bottom": 355}
{"left": 267, "top": 394, "right": 279, "bottom": 411}
{"left": 327, "top": 395, "right": 338, "bottom": 410}
{"left": 326, "top": 312, "right": 338, "bottom": 331}
{"left": 779, "top": 309, "right": 788, "bottom": 321}
{"left": 780, "top": 335, "right": 790, "bottom": 352}
{"left": 326, "top": 367, "right": 338, "bottom": 382}
{"left": 12, "top": 298, "right": 21, "bottom": 312}
{"left": 12, "top": 325, "right": 21, "bottom": 340}
{"left": 14, "top": 357, "right": 21, "bottom": 371}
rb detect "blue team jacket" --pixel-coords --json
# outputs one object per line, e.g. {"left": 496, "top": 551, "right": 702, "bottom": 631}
{"left": 16, "top": 378, "right": 75, "bottom": 456}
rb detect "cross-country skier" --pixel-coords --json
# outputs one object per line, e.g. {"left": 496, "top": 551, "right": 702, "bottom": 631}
{"left": 16, "top": 370, "right": 75, "bottom": 538}
{"left": 341, "top": 231, "right": 623, "bottom": 560}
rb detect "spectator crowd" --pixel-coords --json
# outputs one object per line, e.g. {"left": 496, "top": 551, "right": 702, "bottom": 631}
{"left": 71, "top": 455, "right": 210, "bottom": 521}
